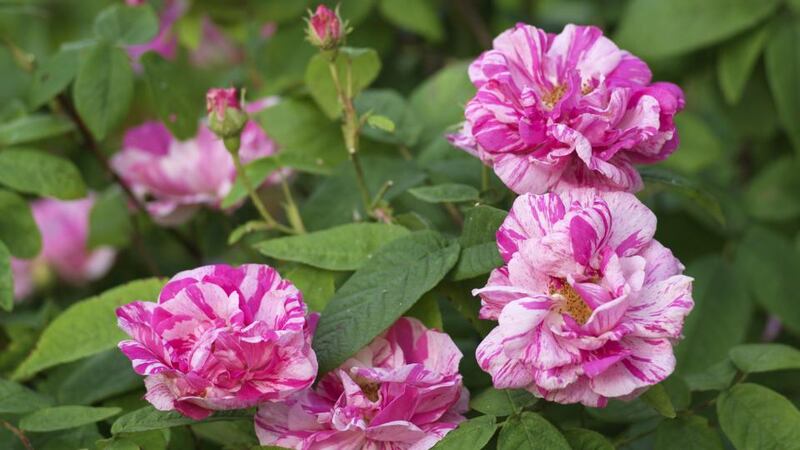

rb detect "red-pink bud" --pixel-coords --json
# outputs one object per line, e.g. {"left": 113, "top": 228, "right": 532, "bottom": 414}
{"left": 206, "top": 87, "right": 240, "bottom": 120}
{"left": 307, "top": 5, "right": 344, "bottom": 50}
{"left": 125, "top": 0, "right": 146, "bottom": 6}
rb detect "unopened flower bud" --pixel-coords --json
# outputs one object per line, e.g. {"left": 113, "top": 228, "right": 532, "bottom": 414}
{"left": 306, "top": 5, "right": 345, "bottom": 50}
{"left": 206, "top": 87, "right": 248, "bottom": 149}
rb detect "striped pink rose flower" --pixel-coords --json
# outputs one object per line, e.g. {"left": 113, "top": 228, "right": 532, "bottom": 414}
{"left": 111, "top": 98, "right": 281, "bottom": 225}
{"left": 12, "top": 197, "right": 116, "bottom": 300}
{"left": 475, "top": 189, "right": 693, "bottom": 407}
{"left": 116, "top": 264, "right": 318, "bottom": 419}
{"left": 449, "top": 24, "right": 685, "bottom": 194}
{"left": 255, "top": 317, "right": 468, "bottom": 450}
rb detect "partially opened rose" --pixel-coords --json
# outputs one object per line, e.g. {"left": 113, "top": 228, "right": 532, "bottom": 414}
{"left": 116, "top": 264, "right": 318, "bottom": 419}
{"left": 449, "top": 23, "right": 685, "bottom": 194}
{"left": 255, "top": 317, "right": 468, "bottom": 450}
{"left": 475, "top": 189, "right": 693, "bottom": 407}
{"left": 111, "top": 98, "right": 281, "bottom": 225}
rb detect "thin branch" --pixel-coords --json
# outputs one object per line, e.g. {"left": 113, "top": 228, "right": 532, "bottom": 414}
{"left": 3, "top": 420, "right": 33, "bottom": 450}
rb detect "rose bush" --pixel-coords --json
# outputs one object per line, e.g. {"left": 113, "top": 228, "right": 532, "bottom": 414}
{"left": 1, "top": 1, "right": 799, "bottom": 450}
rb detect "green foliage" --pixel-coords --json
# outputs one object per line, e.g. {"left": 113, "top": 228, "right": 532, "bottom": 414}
{"left": 141, "top": 53, "right": 203, "bottom": 140}
{"left": 0, "top": 114, "right": 74, "bottom": 146}
{"left": 452, "top": 205, "right": 506, "bottom": 280}
{"left": 13, "top": 279, "right": 165, "bottom": 380}
{"left": 498, "top": 412, "right": 570, "bottom": 450}
{"left": 0, "top": 378, "right": 53, "bottom": 414}
{"left": 563, "top": 428, "right": 614, "bottom": 450}
{"left": 615, "top": 0, "right": 782, "bottom": 58}
{"left": 408, "top": 183, "right": 479, "bottom": 203}
{"left": 378, "top": 0, "right": 443, "bottom": 42}
{"left": 88, "top": 186, "right": 132, "bottom": 249}
{"left": 469, "top": 388, "right": 537, "bottom": 416}
{"left": 93, "top": 4, "right": 158, "bottom": 46}
{"left": 640, "top": 383, "right": 676, "bottom": 418}
{"left": 729, "top": 343, "right": 800, "bottom": 374}
{"left": 765, "top": 16, "right": 800, "bottom": 154}
{"left": 111, "top": 406, "right": 253, "bottom": 434}
{"left": 717, "top": 383, "right": 800, "bottom": 450}
{"left": 255, "top": 222, "right": 409, "bottom": 270}
{"left": 313, "top": 231, "right": 459, "bottom": 373}
{"left": 28, "top": 49, "right": 79, "bottom": 108}
{"left": 0, "top": 189, "right": 41, "bottom": 258}
{"left": 305, "top": 48, "right": 381, "bottom": 118}
{"left": 718, "top": 25, "right": 770, "bottom": 105}
{"left": 19, "top": 405, "right": 121, "bottom": 432}
{"left": 0, "top": 242, "right": 12, "bottom": 312}
{"left": 653, "top": 416, "right": 723, "bottom": 450}
{"left": 0, "top": 148, "right": 86, "bottom": 199}
{"left": 430, "top": 415, "right": 497, "bottom": 450}
{"left": 73, "top": 41, "right": 134, "bottom": 140}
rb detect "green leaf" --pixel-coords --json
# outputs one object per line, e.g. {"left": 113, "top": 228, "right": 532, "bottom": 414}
{"left": 283, "top": 264, "right": 337, "bottom": 313}
{"left": 404, "top": 292, "right": 443, "bottom": 330}
{"left": 111, "top": 406, "right": 253, "bottom": 434}
{"left": 73, "top": 42, "right": 134, "bottom": 140}
{"left": 221, "top": 157, "right": 281, "bottom": 209}
{"left": 684, "top": 359, "right": 737, "bottom": 392}
{"left": 88, "top": 186, "right": 132, "bottom": 249}
{"left": 717, "top": 383, "right": 800, "bottom": 450}
{"left": 0, "top": 378, "right": 53, "bottom": 414}
{"left": 736, "top": 227, "right": 800, "bottom": 333}
{"left": 305, "top": 48, "right": 381, "bottom": 118}
{"left": 256, "top": 223, "right": 409, "bottom": 271}
{"left": 141, "top": 53, "right": 202, "bottom": 140}
{"left": 0, "top": 114, "right": 74, "bottom": 146}
{"left": 744, "top": 156, "right": 800, "bottom": 222}
{"left": 0, "top": 242, "right": 11, "bottom": 312}
{"left": 729, "top": 343, "right": 800, "bottom": 374}
{"left": 93, "top": 4, "right": 159, "bottom": 45}
{"left": 562, "top": 428, "right": 614, "bottom": 450}
{"left": 639, "top": 167, "right": 724, "bottom": 226}
{"left": 228, "top": 221, "right": 270, "bottom": 245}
{"left": 355, "top": 89, "right": 422, "bottom": 146}
{"left": 470, "top": 388, "right": 537, "bottom": 416}
{"left": 379, "top": 0, "right": 443, "bottom": 42}
{"left": 766, "top": 17, "right": 800, "bottom": 154}
{"left": 20, "top": 406, "right": 121, "bottom": 432}
{"left": 654, "top": 416, "right": 723, "bottom": 450}
{"left": 676, "top": 257, "right": 751, "bottom": 375}
{"left": 430, "top": 415, "right": 497, "bottom": 450}
{"left": 57, "top": 350, "right": 142, "bottom": 405}
{"left": 586, "top": 398, "right": 657, "bottom": 424}
{"left": 718, "top": 25, "right": 770, "bottom": 105}
{"left": 641, "top": 383, "right": 676, "bottom": 418}
{"left": 614, "top": 0, "right": 782, "bottom": 58}
{"left": 28, "top": 49, "right": 79, "bottom": 108}
{"left": 408, "top": 183, "right": 479, "bottom": 203}
{"left": 662, "top": 113, "right": 723, "bottom": 174}
{"left": 0, "top": 189, "right": 41, "bottom": 258}
{"left": 498, "top": 412, "right": 570, "bottom": 450}
{"left": 409, "top": 61, "right": 474, "bottom": 145}
{"left": 255, "top": 99, "right": 347, "bottom": 174}
{"left": 366, "top": 114, "right": 396, "bottom": 133}
{"left": 12, "top": 278, "right": 166, "bottom": 380}
{"left": 0, "top": 148, "right": 86, "bottom": 199}
{"left": 452, "top": 205, "right": 506, "bottom": 281}
{"left": 313, "top": 231, "right": 460, "bottom": 373}
{"left": 301, "top": 156, "right": 427, "bottom": 230}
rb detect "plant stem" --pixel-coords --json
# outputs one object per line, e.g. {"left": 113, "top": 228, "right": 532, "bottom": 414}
{"left": 328, "top": 59, "right": 373, "bottom": 215}
{"left": 3, "top": 421, "right": 32, "bottom": 450}
{"left": 278, "top": 171, "right": 306, "bottom": 234}
{"left": 230, "top": 151, "right": 296, "bottom": 235}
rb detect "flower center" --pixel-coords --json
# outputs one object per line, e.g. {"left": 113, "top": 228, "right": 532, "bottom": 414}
{"left": 551, "top": 282, "right": 592, "bottom": 325}
{"left": 353, "top": 374, "right": 380, "bottom": 402}
{"left": 542, "top": 84, "right": 567, "bottom": 110}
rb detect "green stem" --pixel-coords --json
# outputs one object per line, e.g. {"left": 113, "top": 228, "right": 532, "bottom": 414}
{"left": 231, "top": 151, "right": 296, "bottom": 235}
{"left": 279, "top": 171, "right": 306, "bottom": 234}
{"left": 328, "top": 60, "right": 373, "bottom": 215}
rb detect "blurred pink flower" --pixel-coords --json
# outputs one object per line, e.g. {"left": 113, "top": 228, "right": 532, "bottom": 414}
{"left": 116, "top": 264, "right": 318, "bottom": 420}
{"left": 126, "top": 0, "right": 186, "bottom": 66}
{"left": 111, "top": 98, "right": 280, "bottom": 225}
{"left": 449, "top": 24, "right": 685, "bottom": 194}
{"left": 190, "top": 18, "right": 243, "bottom": 68}
{"left": 11, "top": 197, "right": 116, "bottom": 301}
{"left": 474, "top": 189, "right": 693, "bottom": 407}
{"left": 256, "top": 317, "right": 468, "bottom": 450}
{"left": 306, "top": 5, "right": 343, "bottom": 50}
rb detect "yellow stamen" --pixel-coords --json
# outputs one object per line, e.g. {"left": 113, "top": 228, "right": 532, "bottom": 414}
{"left": 551, "top": 283, "right": 592, "bottom": 325}
{"left": 353, "top": 374, "right": 380, "bottom": 402}
{"left": 542, "top": 84, "right": 567, "bottom": 110}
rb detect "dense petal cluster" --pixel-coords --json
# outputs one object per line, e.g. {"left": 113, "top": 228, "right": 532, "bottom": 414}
{"left": 111, "top": 98, "right": 281, "bottom": 225}
{"left": 256, "top": 317, "right": 468, "bottom": 450}
{"left": 475, "top": 189, "right": 693, "bottom": 407}
{"left": 449, "top": 23, "right": 685, "bottom": 194}
{"left": 116, "top": 264, "right": 318, "bottom": 420}
{"left": 12, "top": 197, "right": 116, "bottom": 300}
